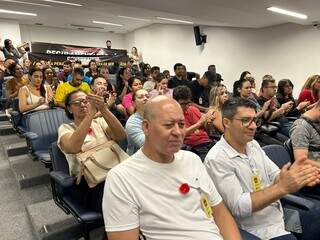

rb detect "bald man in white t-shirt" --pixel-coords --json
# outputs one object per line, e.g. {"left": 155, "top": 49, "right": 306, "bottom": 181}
{"left": 102, "top": 96, "right": 241, "bottom": 240}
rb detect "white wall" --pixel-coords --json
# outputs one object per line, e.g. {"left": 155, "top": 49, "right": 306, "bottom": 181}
{"left": 20, "top": 25, "right": 125, "bottom": 49}
{"left": 125, "top": 23, "right": 320, "bottom": 97}
{"left": 0, "top": 20, "right": 22, "bottom": 47}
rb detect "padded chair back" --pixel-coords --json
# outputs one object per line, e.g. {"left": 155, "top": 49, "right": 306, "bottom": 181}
{"left": 284, "top": 139, "right": 294, "bottom": 162}
{"left": 50, "top": 141, "right": 69, "bottom": 173}
{"left": 262, "top": 144, "right": 291, "bottom": 169}
{"left": 26, "top": 108, "right": 71, "bottom": 152}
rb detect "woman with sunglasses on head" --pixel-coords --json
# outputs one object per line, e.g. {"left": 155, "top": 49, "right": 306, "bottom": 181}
{"left": 58, "top": 90, "right": 126, "bottom": 213}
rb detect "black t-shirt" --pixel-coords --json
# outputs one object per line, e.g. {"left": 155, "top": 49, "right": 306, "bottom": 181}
{"left": 186, "top": 72, "right": 196, "bottom": 81}
{"left": 257, "top": 96, "right": 288, "bottom": 123}
{"left": 168, "top": 76, "right": 190, "bottom": 89}
{"left": 187, "top": 80, "right": 209, "bottom": 108}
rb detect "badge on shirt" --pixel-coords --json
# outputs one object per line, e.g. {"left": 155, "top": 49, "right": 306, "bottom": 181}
{"left": 199, "top": 97, "right": 203, "bottom": 105}
{"left": 200, "top": 193, "right": 213, "bottom": 218}
{"left": 251, "top": 173, "right": 262, "bottom": 192}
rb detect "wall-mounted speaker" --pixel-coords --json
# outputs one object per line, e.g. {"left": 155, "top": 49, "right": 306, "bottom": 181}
{"left": 193, "top": 26, "right": 207, "bottom": 46}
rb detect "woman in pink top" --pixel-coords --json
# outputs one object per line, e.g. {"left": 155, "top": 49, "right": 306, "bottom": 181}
{"left": 298, "top": 75, "right": 320, "bottom": 104}
{"left": 149, "top": 73, "right": 173, "bottom": 99}
{"left": 122, "top": 78, "right": 142, "bottom": 115}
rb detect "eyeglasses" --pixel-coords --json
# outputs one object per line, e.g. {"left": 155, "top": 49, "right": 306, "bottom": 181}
{"left": 69, "top": 99, "right": 89, "bottom": 106}
{"left": 233, "top": 117, "right": 262, "bottom": 127}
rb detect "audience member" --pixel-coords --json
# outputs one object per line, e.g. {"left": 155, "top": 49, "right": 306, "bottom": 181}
{"left": 106, "top": 40, "right": 112, "bottom": 49}
{"left": 103, "top": 95, "right": 241, "bottom": 240}
{"left": 57, "top": 60, "right": 72, "bottom": 82}
{"left": 257, "top": 76, "right": 293, "bottom": 136}
{"left": 85, "top": 59, "right": 98, "bottom": 82}
{"left": 55, "top": 67, "right": 91, "bottom": 108}
{"left": 22, "top": 58, "right": 31, "bottom": 74}
{"left": 90, "top": 76, "right": 126, "bottom": 120}
{"left": 208, "top": 65, "right": 223, "bottom": 86}
{"left": 6, "top": 63, "right": 29, "bottom": 102}
{"left": 143, "top": 66, "right": 160, "bottom": 91}
{"left": 149, "top": 73, "right": 173, "bottom": 99}
{"left": 168, "top": 63, "right": 189, "bottom": 89}
{"left": 18, "top": 66, "right": 53, "bottom": 114}
{"left": 188, "top": 70, "right": 215, "bottom": 112}
{"left": 234, "top": 78, "right": 270, "bottom": 119}
{"left": 122, "top": 78, "right": 142, "bottom": 115}
{"left": 182, "top": 64, "right": 200, "bottom": 81}
{"left": 298, "top": 75, "right": 320, "bottom": 105}
{"left": 163, "top": 69, "right": 171, "bottom": 79}
{"left": 58, "top": 90, "right": 126, "bottom": 213}
{"left": 173, "top": 86, "right": 215, "bottom": 161}
{"left": 140, "top": 63, "right": 152, "bottom": 83}
{"left": 208, "top": 84, "right": 229, "bottom": 136}
{"left": 130, "top": 47, "right": 141, "bottom": 66}
{"left": 2, "top": 39, "right": 27, "bottom": 63}
{"left": 43, "top": 67, "right": 60, "bottom": 95}
{"left": 290, "top": 100, "right": 320, "bottom": 167}
{"left": 277, "top": 79, "right": 309, "bottom": 118}
{"left": 239, "top": 70, "right": 251, "bottom": 81}
{"left": 115, "top": 67, "right": 131, "bottom": 101}
{"left": 125, "top": 89, "right": 149, "bottom": 155}
{"left": 205, "top": 98, "right": 320, "bottom": 239}
{"left": 246, "top": 76, "right": 258, "bottom": 99}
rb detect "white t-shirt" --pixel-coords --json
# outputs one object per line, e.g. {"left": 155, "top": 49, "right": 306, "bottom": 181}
{"left": 57, "top": 117, "right": 110, "bottom": 176}
{"left": 103, "top": 149, "right": 223, "bottom": 240}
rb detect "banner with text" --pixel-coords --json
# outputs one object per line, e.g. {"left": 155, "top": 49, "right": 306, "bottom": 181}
{"left": 28, "top": 42, "right": 128, "bottom": 67}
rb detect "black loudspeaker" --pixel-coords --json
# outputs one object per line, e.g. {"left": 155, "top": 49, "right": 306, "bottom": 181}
{"left": 194, "top": 26, "right": 202, "bottom": 45}
{"left": 193, "top": 26, "right": 206, "bottom": 46}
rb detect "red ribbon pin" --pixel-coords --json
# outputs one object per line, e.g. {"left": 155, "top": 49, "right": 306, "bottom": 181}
{"left": 179, "top": 183, "right": 190, "bottom": 195}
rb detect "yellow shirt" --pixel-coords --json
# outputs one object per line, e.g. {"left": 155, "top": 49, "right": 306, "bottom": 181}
{"left": 54, "top": 82, "right": 92, "bottom": 104}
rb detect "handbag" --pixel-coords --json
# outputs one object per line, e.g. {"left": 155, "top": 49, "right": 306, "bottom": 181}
{"left": 75, "top": 140, "right": 129, "bottom": 188}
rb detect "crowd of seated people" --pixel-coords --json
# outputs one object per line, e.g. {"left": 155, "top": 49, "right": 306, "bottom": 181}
{"left": 3, "top": 39, "right": 320, "bottom": 240}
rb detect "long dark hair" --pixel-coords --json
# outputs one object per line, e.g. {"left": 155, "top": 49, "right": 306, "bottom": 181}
{"left": 4, "top": 39, "right": 12, "bottom": 51}
{"left": 239, "top": 71, "right": 251, "bottom": 81}
{"left": 277, "top": 79, "right": 293, "bottom": 99}
{"left": 116, "top": 67, "right": 130, "bottom": 95}
{"left": 233, "top": 79, "right": 250, "bottom": 98}
{"left": 29, "top": 66, "right": 46, "bottom": 98}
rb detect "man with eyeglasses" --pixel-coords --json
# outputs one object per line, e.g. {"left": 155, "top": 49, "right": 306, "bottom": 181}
{"left": 257, "top": 76, "right": 293, "bottom": 137}
{"left": 204, "top": 98, "right": 320, "bottom": 240}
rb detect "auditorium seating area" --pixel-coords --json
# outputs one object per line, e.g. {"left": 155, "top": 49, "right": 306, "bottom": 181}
{"left": 1, "top": 3, "right": 320, "bottom": 238}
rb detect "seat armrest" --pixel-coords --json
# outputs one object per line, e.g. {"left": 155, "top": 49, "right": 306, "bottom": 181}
{"left": 269, "top": 121, "right": 281, "bottom": 128}
{"left": 50, "top": 171, "right": 74, "bottom": 188}
{"left": 23, "top": 132, "right": 39, "bottom": 140}
{"left": 259, "top": 124, "right": 279, "bottom": 133}
{"left": 287, "top": 117, "right": 298, "bottom": 122}
{"left": 281, "top": 194, "right": 315, "bottom": 210}
{"left": 10, "top": 110, "right": 20, "bottom": 117}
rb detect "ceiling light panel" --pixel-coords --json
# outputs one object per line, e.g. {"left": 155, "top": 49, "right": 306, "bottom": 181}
{"left": 0, "top": 0, "right": 52, "bottom": 7}
{"left": 156, "top": 17, "right": 193, "bottom": 24}
{"left": 0, "top": 8, "right": 37, "bottom": 16}
{"left": 267, "top": 7, "right": 308, "bottom": 19}
{"left": 41, "top": 0, "right": 82, "bottom": 7}
{"left": 92, "top": 20, "right": 123, "bottom": 27}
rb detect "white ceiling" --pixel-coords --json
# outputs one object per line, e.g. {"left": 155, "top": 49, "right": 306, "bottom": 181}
{"left": 0, "top": 0, "right": 320, "bottom": 33}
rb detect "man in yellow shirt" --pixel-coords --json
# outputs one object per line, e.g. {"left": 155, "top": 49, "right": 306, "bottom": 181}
{"left": 55, "top": 67, "right": 91, "bottom": 108}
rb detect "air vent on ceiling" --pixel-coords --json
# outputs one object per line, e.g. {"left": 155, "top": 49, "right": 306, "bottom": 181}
{"left": 70, "top": 24, "right": 104, "bottom": 30}
{"left": 35, "top": 23, "right": 43, "bottom": 25}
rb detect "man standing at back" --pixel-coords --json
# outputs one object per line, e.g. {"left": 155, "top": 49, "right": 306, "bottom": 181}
{"left": 103, "top": 96, "right": 241, "bottom": 240}
{"left": 205, "top": 98, "right": 320, "bottom": 240}
{"left": 168, "top": 63, "right": 189, "bottom": 89}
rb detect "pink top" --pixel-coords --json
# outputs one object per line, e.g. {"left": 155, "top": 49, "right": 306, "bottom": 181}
{"left": 122, "top": 92, "right": 133, "bottom": 109}
{"left": 149, "top": 89, "right": 173, "bottom": 99}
